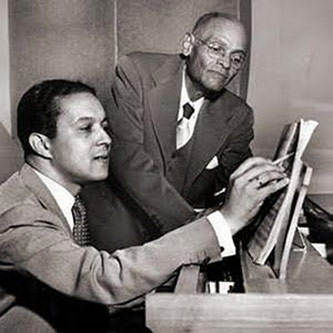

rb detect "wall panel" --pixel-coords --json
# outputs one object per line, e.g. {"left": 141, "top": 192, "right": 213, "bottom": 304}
{"left": 116, "top": 0, "right": 251, "bottom": 98}
{"left": 249, "top": 0, "right": 333, "bottom": 193}
{"left": 9, "top": 0, "right": 116, "bottom": 133}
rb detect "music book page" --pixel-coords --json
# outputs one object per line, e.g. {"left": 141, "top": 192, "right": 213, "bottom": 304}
{"left": 247, "top": 119, "right": 318, "bottom": 265}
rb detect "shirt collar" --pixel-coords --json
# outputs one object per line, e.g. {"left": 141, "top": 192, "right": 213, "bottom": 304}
{"left": 33, "top": 169, "right": 75, "bottom": 229}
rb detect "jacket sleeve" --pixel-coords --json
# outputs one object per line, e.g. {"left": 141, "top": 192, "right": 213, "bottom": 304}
{"left": 0, "top": 205, "right": 220, "bottom": 310}
{"left": 108, "top": 55, "right": 195, "bottom": 234}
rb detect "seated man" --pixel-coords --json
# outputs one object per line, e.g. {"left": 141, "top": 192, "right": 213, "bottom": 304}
{"left": 0, "top": 79, "right": 287, "bottom": 332}
{"left": 86, "top": 12, "right": 255, "bottom": 251}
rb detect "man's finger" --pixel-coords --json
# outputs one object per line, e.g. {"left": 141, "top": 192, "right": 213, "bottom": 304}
{"left": 230, "top": 157, "right": 272, "bottom": 180}
{"left": 256, "top": 177, "right": 290, "bottom": 201}
{"left": 251, "top": 170, "right": 287, "bottom": 188}
{"left": 233, "top": 164, "right": 286, "bottom": 191}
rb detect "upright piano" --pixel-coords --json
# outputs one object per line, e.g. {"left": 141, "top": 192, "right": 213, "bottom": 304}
{"left": 146, "top": 237, "right": 333, "bottom": 333}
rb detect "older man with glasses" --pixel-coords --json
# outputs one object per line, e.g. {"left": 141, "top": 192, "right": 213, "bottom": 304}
{"left": 85, "top": 12, "right": 255, "bottom": 254}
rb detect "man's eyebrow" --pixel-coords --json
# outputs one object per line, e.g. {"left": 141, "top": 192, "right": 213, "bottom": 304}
{"left": 232, "top": 50, "right": 246, "bottom": 56}
{"left": 208, "top": 38, "right": 226, "bottom": 44}
{"left": 75, "top": 116, "right": 94, "bottom": 123}
{"left": 75, "top": 116, "right": 109, "bottom": 124}
{"left": 207, "top": 39, "right": 246, "bottom": 53}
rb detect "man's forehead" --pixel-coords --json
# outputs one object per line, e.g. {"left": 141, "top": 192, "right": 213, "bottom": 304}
{"left": 200, "top": 18, "right": 247, "bottom": 46}
{"left": 57, "top": 91, "right": 93, "bottom": 105}
{"left": 56, "top": 92, "right": 105, "bottom": 120}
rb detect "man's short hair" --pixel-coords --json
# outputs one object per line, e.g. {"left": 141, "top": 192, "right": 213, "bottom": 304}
{"left": 17, "top": 79, "right": 96, "bottom": 157}
{"left": 192, "top": 12, "right": 239, "bottom": 36}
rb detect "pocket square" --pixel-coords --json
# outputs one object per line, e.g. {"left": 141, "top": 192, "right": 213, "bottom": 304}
{"left": 205, "top": 156, "right": 219, "bottom": 170}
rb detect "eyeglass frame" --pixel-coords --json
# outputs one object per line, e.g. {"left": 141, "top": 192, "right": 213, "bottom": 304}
{"left": 191, "top": 34, "right": 246, "bottom": 70}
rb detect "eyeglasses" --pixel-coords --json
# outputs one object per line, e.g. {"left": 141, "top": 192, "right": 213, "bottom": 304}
{"left": 193, "top": 35, "right": 246, "bottom": 70}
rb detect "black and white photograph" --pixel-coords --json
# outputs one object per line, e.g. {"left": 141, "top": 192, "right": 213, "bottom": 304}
{"left": 0, "top": 0, "right": 332, "bottom": 332}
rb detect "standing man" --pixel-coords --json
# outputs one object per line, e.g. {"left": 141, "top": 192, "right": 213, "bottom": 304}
{"left": 88, "top": 12, "right": 254, "bottom": 250}
{"left": 0, "top": 79, "right": 287, "bottom": 332}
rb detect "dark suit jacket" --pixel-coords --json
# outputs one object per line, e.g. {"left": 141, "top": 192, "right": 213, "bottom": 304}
{"left": 85, "top": 52, "right": 253, "bottom": 251}
{"left": 0, "top": 163, "right": 220, "bottom": 332}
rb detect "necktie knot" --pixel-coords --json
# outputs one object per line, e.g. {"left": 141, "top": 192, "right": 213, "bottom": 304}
{"left": 73, "top": 194, "right": 86, "bottom": 216}
{"left": 176, "top": 103, "right": 195, "bottom": 149}
{"left": 72, "top": 194, "right": 91, "bottom": 246}
{"left": 183, "top": 103, "right": 194, "bottom": 119}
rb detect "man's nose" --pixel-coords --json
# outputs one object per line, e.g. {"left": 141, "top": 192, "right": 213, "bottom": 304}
{"left": 98, "top": 128, "right": 112, "bottom": 146}
{"left": 218, "top": 54, "right": 231, "bottom": 69}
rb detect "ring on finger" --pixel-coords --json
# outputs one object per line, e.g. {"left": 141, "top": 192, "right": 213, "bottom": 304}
{"left": 256, "top": 177, "right": 263, "bottom": 186}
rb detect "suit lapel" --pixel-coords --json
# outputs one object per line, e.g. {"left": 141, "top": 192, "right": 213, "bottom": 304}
{"left": 184, "top": 92, "right": 235, "bottom": 189}
{"left": 148, "top": 56, "right": 184, "bottom": 162}
{"left": 146, "top": 57, "right": 242, "bottom": 192}
{"left": 20, "top": 164, "right": 72, "bottom": 234}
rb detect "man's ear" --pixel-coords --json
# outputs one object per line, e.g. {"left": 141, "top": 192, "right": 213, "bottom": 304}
{"left": 28, "top": 133, "right": 53, "bottom": 159}
{"left": 181, "top": 33, "right": 194, "bottom": 57}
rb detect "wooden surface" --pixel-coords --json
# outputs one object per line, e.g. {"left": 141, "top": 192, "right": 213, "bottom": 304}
{"left": 242, "top": 239, "right": 333, "bottom": 294}
{"left": 146, "top": 239, "right": 333, "bottom": 332}
{"left": 174, "top": 265, "right": 200, "bottom": 294}
{"left": 146, "top": 293, "right": 333, "bottom": 333}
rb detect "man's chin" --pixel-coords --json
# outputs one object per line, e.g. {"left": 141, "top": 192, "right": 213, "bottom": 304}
{"left": 203, "top": 78, "right": 231, "bottom": 94}
{"left": 85, "top": 170, "right": 109, "bottom": 183}
{"left": 203, "top": 84, "right": 227, "bottom": 98}
{"left": 95, "top": 171, "right": 109, "bottom": 181}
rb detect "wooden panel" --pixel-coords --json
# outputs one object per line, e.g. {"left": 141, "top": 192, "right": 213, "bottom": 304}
{"left": 9, "top": 0, "right": 116, "bottom": 133}
{"left": 0, "top": 123, "right": 22, "bottom": 184}
{"left": 249, "top": 0, "right": 333, "bottom": 193}
{"left": 0, "top": 0, "right": 11, "bottom": 133}
{"left": 147, "top": 240, "right": 333, "bottom": 332}
{"left": 116, "top": 0, "right": 251, "bottom": 99}
{"left": 174, "top": 265, "right": 200, "bottom": 294}
{"left": 241, "top": 240, "right": 333, "bottom": 294}
{"left": 147, "top": 293, "right": 333, "bottom": 333}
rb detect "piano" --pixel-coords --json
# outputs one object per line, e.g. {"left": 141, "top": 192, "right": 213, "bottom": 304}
{"left": 146, "top": 236, "right": 333, "bottom": 332}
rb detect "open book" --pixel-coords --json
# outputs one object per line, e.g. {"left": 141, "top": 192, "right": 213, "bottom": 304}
{"left": 246, "top": 119, "right": 318, "bottom": 266}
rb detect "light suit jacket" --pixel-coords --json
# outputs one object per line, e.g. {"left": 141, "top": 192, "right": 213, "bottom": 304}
{"left": 0, "top": 163, "right": 220, "bottom": 331}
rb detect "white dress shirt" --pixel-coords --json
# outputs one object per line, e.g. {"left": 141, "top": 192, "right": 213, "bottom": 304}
{"left": 176, "top": 69, "right": 205, "bottom": 149}
{"left": 177, "top": 68, "right": 236, "bottom": 257}
{"left": 34, "top": 169, "right": 75, "bottom": 230}
{"left": 207, "top": 211, "right": 236, "bottom": 257}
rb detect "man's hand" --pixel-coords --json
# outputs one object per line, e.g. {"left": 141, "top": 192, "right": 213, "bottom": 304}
{"left": 220, "top": 157, "right": 289, "bottom": 235}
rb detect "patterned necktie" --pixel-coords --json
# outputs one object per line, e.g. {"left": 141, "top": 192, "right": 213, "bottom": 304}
{"left": 72, "top": 194, "right": 91, "bottom": 246}
{"left": 176, "top": 103, "right": 195, "bottom": 149}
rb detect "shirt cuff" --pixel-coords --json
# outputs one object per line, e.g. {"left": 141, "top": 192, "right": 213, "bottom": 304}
{"left": 207, "top": 210, "right": 236, "bottom": 257}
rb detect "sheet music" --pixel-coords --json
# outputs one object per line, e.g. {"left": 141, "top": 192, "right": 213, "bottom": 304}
{"left": 295, "top": 119, "right": 318, "bottom": 159}
{"left": 246, "top": 119, "right": 318, "bottom": 265}
{"left": 277, "top": 164, "right": 313, "bottom": 278}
